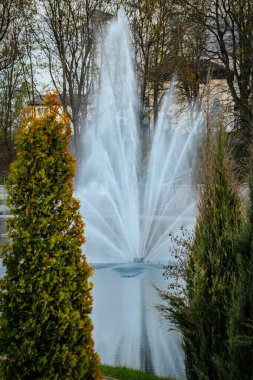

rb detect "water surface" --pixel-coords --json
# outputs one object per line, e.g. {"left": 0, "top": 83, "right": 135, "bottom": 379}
{"left": 92, "top": 263, "right": 185, "bottom": 379}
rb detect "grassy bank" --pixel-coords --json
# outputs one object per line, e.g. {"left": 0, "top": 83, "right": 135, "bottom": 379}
{"left": 101, "top": 364, "right": 177, "bottom": 380}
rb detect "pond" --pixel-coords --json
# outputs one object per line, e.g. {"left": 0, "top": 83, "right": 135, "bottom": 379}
{"left": 92, "top": 262, "right": 185, "bottom": 379}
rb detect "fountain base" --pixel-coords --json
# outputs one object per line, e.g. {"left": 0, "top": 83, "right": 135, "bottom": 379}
{"left": 133, "top": 257, "right": 145, "bottom": 263}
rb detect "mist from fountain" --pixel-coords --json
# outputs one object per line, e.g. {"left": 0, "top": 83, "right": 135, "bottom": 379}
{"left": 77, "top": 10, "right": 201, "bottom": 263}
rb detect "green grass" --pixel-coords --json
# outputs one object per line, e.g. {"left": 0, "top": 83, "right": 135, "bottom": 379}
{"left": 101, "top": 364, "right": 177, "bottom": 380}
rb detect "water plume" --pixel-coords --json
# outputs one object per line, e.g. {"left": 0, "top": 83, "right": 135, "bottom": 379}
{"left": 77, "top": 10, "right": 200, "bottom": 263}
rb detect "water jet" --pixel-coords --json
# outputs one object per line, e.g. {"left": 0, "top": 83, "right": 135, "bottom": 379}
{"left": 77, "top": 11, "right": 200, "bottom": 264}
{"left": 77, "top": 10, "right": 201, "bottom": 379}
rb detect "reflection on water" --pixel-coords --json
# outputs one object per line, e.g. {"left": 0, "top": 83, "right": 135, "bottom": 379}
{"left": 92, "top": 263, "right": 186, "bottom": 379}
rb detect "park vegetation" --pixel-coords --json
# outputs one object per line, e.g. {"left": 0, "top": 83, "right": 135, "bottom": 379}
{"left": 0, "top": 1, "right": 252, "bottom": 379}
{"left": 101, "top": 364, "right": 176, "bottom": 380}
{"left": 160, "top": 120, "right": 253, "bottom": 379}
{"left": 0, "top": 94, "right": 101, "bottom": 379}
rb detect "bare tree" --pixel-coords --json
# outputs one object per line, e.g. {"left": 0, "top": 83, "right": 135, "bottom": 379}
{"left": 125, "top": 0, "right": 210, "bottom": 131}
{"left": 36, "top": 0, "right": 113, "bottom": 156}
{"left": 126, "top": 0, "right": 174, "bottom": 130}
{"left": 161, "top": 1, "right": 216, "bottom": 129}
{"left": 183, "top": 0, "right": 253, "bottom": 139}
{"left": 0, "top": 0, "right": 31, "bottom": 171}
{"left": 0, "top": 0, "right": 20, "bottom": 71}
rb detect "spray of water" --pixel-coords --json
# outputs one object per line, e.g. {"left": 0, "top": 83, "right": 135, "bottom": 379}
{"left": 77, "top": 11, "right": 200, "bottom": 263}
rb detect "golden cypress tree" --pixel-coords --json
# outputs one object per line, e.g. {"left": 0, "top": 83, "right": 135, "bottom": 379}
{"left": 0, "top": 94, "right": 101, "bottom": 379}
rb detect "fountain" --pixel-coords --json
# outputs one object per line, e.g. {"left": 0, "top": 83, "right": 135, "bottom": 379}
{"left": 77, "top": 10, "right": 201, "bottom": 379}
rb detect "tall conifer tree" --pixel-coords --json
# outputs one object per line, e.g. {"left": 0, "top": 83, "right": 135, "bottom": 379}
{"left": 0, "top": 94, "right": 101, "bottom": 379}
{"left": 160, "top": 126, "right": 242, "bottom": 379}
{"left": 228, "top": 148, "right": 253, "bottom": 380}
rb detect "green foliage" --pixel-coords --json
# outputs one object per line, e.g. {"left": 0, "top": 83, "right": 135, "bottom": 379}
{"left": 227, "top": 147, "right": 253, "bottom": 379}
{"left": 0, "top": 94, "right": 101, "bottom": 379}
{"left": 160, "top": 126, "right": 242, "bottom": 379}
{"left": 100, "top": 364, "right": 176, "bottom": 380}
